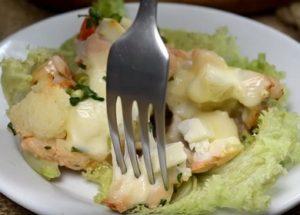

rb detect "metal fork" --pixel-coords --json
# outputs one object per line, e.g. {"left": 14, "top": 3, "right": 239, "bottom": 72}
{"left": 106, "top": 0, "right": 169, "bottom": 189}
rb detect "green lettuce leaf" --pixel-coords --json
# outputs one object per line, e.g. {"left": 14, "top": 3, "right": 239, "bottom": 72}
{"left": 82, "top": 162, "right": 113, "bottom": 202}
{"left": 1, "top": 48, "right": 54, "bottom": 106}
{"left": 162, "top": 28, "right": 241, "bottom": 64}
{"left": 22, "top": 151, "right": 61, "bottom": 180}
{"left": 161, "top": 28, "right": 284, "bottom": 79}
{"left": 90, "top": 0, "right": 125, "bottom": 22}
{"left": 59, "top": 36, "right": 78, "bottom": 72}
{"left": 1, "top": 40, "right": 85, "bottom": 107}
{"left": 130, "top": 108, "right": 300, "bottom": 214}
{"left": 238, "top": 53, "right": 285, "bottom": 80}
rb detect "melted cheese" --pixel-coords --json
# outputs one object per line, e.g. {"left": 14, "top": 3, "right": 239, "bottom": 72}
{"left": 198, "top": 111, "right": 239, "bottom": 140}
{"left": 167, "top": 65, "right": 197, "bottom": 119}
{"left": 176, "top": 111, "right": 239, "bottom": 145}
{"left": 188, "top": 50, "right": 271, "bottom": 107}
{"left": 149, "top": 141, "right": 188, "bottom": 173}
{"left": 66, "top": 99, "right": 110, "bottom": 160}
{"left": 85, "top": 44, "right": 108, "bottom": 98}
{"left": 104, "top": 140, "right": 188, "bottom": 212}
{"left": 167, "top": 49, "right": 272, "bottom": 118}
{"left": 75, "top": 21, "right": 121, "bottom": 158}
{"left": 106, "top": 161, "right": 174, "bottom": 212}
{"left": 176, "top": 111, "right": 243, "bottom": 173}
{"left": 97, "top": 18, "right": 126, "bottom": 43}
{"left": 83, "top": 18, "right": 127, "bottom": 97}
{"left": 72, "top": 18, "right": 139, "bottom": 159}
{"left": 120, "top": 17, "right": 132, "bottom": 30}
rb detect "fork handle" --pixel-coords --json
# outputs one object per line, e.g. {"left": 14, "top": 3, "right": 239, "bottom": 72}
{"left": 136, "top": 0, "right": 158, "bottom": 25}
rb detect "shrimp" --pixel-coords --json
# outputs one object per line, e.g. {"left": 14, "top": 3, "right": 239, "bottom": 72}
{"left": 32, "top": 55, "right": 75, "bottom": 88}
{"left": 188, "top": 137, "right": 244, "bottom": 173}
{"left": 102, "top": 140, "right": 188, "bottom": 213}
{"left": 21, "top": 137, "right": 94, "bottom": 170}
{"left": 177, "top": 114, "right": 244, "bottom": 174}
{"left": 102, "top": 152, "right": 176, "bottom": 213}
{"left": 168, "top": 47, "right": 191, "bottom": 79}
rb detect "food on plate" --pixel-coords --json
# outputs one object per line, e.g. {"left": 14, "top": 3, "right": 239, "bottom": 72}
{"left": 1, "top": 0, "right": 299, "bottom": 214}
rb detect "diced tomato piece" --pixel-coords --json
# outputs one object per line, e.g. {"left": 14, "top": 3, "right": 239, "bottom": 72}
{"left": 78, "top": 18, "right": 96, "bottom": 41}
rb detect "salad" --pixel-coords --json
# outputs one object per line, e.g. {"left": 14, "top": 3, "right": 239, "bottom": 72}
{"left": 1, "top": 0, "right": 300, "bottom": 214}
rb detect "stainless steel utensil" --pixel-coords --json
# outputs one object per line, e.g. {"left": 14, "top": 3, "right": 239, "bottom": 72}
{"left": 106, "top": 0, "right": 170, "bottom": 189}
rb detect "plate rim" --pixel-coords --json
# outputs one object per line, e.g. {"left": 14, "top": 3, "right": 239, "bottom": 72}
{"left": 0, "top": 3, "right": 299, "bottom": 49}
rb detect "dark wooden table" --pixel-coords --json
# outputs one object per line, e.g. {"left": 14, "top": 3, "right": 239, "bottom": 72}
{"left": 0, "top": 0, "right": 299, "bottom": 214}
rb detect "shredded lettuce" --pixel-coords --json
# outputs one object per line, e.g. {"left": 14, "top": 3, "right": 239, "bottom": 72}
{"left": 161, "top": 28, "right": 285, "bottom": 79}
{"left": 131, "top": 108, "right": 300, "bottom": 214}
{"left": 82, "top": 162, "right": 113, "bottom": 203}
{"left": 1, "top": 48, "right": 54, "bottom": 106}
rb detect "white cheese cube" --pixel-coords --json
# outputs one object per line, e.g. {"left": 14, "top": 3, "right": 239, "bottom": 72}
{"left": 177, "top": 118, "right": 212, "bottom": 143}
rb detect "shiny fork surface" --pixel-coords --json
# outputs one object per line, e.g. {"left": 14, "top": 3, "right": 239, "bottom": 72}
{"left": 106, "top": 0, "right": 169, "bottom": 189}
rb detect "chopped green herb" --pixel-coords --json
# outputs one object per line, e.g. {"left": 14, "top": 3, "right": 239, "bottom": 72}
{"left": 71, "top": 89, "right": 84, "bottom": 98}
{"left": 7, "top": 122, "right": 16, "bottom": 135}
{"left": 71, "top": 147, "right": 82, "bottom": 153}
{"left": 65, "top": 88, "right": 74, "bottom": 95}
{"left": 75, "top": 73, "right": 89, "bottom": 85}
{"left": 70, "top": 97, "right": 81, "bottom": 106}
{"left": 102, "top": 76, "right": 106, "bottom": 81}
{"left": 158, "top": 28, "right": 168, "bottom": 44}
{"left": 173, "top": 185, "right": 178, "bottom": 193}
{"left": 68, "top": 84, "right": 105, "bottom": 106}
{"left": 86, "top": 18, "right": 94, "bottom": 28}
{"left": 161, "top": 35, "right": 168, "bottom": 44}
{"left": 159, "top": 199, "right": 167, "bottom": 206}
{"left": 89, "top": 7, "right": 102, "bottom": 23}
{"left": 148, "top": 122, "right": 154, "bottom": 132}
{"left": 75, "top": 84, "right": 94, "bottom": 96}
{"left": 109, "top": 13, "right": 122, "bottom": 22}
{"left": 127, "top": 204, "right": 149, "bottom": 213}
{"left": 44, "top": 146, "right": 52, "bottom": 150}
{"left": 89, "top": 0, "right": 125, "bottom": 23}
{"left": 169, "top": 77, "right": 174, "bottom": 81}
{"left": 91, "top": 94, "right": 105, "bottom": 101}
{"left": 177, "top": 172, "right": 183, "bottom": 183}
{"left": 77, "top": 14, "right": 89, "bottom": 18}
{"left": 78, "top": 62, "right": 87, "bottom": 70}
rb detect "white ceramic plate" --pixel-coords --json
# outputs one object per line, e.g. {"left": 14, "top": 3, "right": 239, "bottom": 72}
{"left": 0, "top": 3, "right": 300, "bottom": 215}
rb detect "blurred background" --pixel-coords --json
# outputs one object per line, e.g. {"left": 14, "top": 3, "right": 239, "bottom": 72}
{"left": 0, "top": 0, "right": 299, "bottom": 214}
{"left": 0, "top": 0, "right": 300, "bottom": 41}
